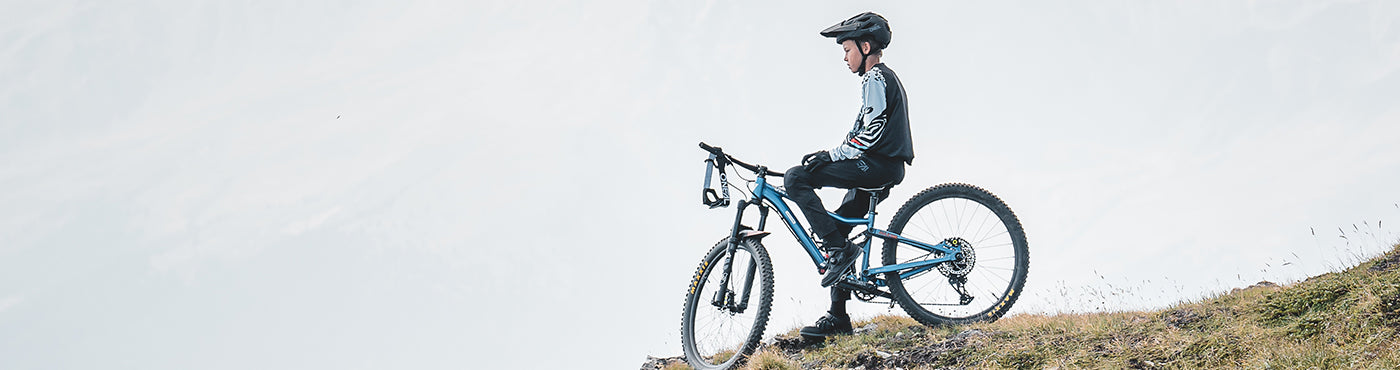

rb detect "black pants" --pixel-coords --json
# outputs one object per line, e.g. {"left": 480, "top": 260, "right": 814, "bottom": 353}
{"left": 785, "top": 156, "right": 905, "bottom": 303}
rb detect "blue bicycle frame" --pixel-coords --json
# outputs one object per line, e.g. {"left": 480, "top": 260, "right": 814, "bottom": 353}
{"left": 731, "top": 163, "right": 966, "bottom": 289}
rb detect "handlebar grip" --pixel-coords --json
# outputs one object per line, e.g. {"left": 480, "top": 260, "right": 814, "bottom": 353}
{"left": 698, "top": 142, "right": 722, "bottom": 155}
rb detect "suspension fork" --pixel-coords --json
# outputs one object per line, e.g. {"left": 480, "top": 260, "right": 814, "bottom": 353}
{"left": 713, "top": 199, "right": 757, "bottom": 311}
{"left": 731, "top": 202, "right": 771, "bottom": 312}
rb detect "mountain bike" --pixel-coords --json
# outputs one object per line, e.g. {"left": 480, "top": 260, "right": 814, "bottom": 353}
{"left": 680, "top": 142, "right": 1030, "bottom": 369}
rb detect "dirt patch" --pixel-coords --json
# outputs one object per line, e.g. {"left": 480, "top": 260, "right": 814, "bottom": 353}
{"left": 1248, "top": 281, "right": 1279, "bottom": 289}
{"left": 1230, "top": 281, "right": 1280, "bottom": 295}
{"left": 1371, "top": 253, "right": 1400, "bottom": 272}
{"left": 849, "top": 350, "right": 889, "bottom": 369}
{"left": 638, "top": 355, "right": 685, "bottom": 370}
{"left": 1163, "top": 308, "right": 1206, "bottom": 329}
{"left": 881, "top": 329, "right": 985, "bottom": 369}
{"left": 1127, "top": 357, "right": 1167, "bottom": 369}
{"left": 770, "top": 334, "right": 813, "bottom": 355}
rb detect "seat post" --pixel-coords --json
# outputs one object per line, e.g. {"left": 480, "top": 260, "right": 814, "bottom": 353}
{"left": 866, "top": 190, "right": 880, "bottom": 217}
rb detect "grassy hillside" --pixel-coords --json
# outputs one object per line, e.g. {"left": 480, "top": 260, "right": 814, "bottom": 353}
{"left": 656, "top": 243, "right": 1400, "bottom": 369}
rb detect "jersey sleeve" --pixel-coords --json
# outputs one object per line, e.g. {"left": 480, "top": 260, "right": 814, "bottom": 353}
{"left": 829, "top": 71, "right": 889, "bottom": 161}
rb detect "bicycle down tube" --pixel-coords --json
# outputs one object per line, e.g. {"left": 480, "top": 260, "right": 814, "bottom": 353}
{"left": 751, "top": 174, "right": 961, "bottom": 282}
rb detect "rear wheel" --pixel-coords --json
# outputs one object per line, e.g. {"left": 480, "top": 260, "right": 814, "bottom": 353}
{"left": 881, "top": 183, "right": 1029, "bottom": 326}
{"left": 681, "top": 237, "right": 774, "bottom": 369}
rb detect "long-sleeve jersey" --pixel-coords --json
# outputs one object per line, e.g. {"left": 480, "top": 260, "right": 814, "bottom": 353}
{"left": 827, "top": 63, "right": 914, "bottom": 165}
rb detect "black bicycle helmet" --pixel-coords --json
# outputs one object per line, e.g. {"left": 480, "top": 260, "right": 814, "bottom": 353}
{"left": 820, "top": 12, "right": 891, "bottom": 50}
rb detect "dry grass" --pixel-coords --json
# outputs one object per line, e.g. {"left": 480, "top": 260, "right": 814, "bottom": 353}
{"left": 655, "top": 242, "right": 1400, "bottom": 369}
{"left": 762, "top": 243, "right": 1400, "bottom": 369}
{"left": 744, "top": 349, "right": 802, "bottom": 370}
{"left": 661, "top": 362, "right": 693, "bottom": 370}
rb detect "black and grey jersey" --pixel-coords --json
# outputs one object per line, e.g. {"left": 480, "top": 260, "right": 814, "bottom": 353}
{"left": 826, "top": 63, "right": 914, "bottom": 165}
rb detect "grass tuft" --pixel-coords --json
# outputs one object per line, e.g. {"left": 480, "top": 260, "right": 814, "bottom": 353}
{"left": 742, "top": 349, "right": 800, "bottom": 370}
{"left": 660, "top": 362, "right": 692, "bottom": 370}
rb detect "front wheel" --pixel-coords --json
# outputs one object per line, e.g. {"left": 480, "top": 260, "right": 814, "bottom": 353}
{"left": 882, "top": 183, "right": 1029, "bottom": 326}
{"left": 681, "top": 237, "right": 774, "bottom": 369}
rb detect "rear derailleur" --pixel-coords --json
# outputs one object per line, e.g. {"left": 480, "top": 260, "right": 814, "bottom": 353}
{"left": 948, "top": 275, "right": 974, "bottom": 305}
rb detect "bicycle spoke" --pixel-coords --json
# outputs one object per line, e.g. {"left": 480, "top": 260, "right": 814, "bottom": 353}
{"left": 979, "top": 243, "right": 1013, "bottom": 250}
{"left": 973, "top": 229, "right": 1009, "bottom": 246}
{"left": 941, "top": 200, "right": 956, "bottom": 238}
{"left": 910, "top": 273, "right": 943, "bottom": 298}
{"left": 953, "top": 198, "right": 968, "bottom": 236}
{"left": 971, "top": 205, "right": 995, "bottom": 246}
{"left": 975, "top": 266, "right": 1011, "bottom": 287}
{"left": 980, "top": 255, "right": 1016, "bottom": 262}
{"left": 957, "top": 197, "right": 968, "bottom": 235}
{"left": 913, "top": 212, "right": 938, "bottom": 238}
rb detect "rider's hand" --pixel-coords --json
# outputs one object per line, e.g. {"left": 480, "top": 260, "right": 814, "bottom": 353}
{"left": 802, "top": 151, "right": 832, "bottom": 172}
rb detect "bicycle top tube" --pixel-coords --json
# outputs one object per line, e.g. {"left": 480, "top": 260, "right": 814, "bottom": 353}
{"left": 828, "top": 212, "right": 873, "bottom": 225}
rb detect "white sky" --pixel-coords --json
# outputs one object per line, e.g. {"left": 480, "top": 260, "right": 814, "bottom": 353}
{"left": 3, "top": 1, "right": 1400, "bottom": 369}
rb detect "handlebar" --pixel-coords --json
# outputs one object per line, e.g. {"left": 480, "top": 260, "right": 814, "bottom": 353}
{"left": 698, "top": 142, "right": 785, "bottom": 177}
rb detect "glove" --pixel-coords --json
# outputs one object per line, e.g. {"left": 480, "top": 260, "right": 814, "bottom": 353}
{"left": 802, "top": 150, "right": 832, "bottom": 172}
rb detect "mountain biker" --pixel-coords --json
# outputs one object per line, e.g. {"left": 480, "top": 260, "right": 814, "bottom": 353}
{"left": 787, "top": 11, "right": 915, "bottom": 340}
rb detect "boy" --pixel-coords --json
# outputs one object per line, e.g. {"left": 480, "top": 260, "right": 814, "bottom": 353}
{"left": 787, "top": 12, "right": 915, "bottom": 339}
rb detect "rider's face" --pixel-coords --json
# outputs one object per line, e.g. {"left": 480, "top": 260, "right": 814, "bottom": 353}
{"left": 841, "top": 40, "right": 865, "bottom": 73}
